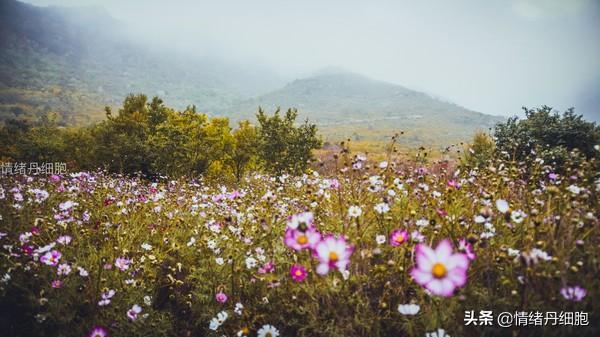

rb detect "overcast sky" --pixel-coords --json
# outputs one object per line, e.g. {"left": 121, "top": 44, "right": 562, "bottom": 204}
{"left": 23, "top": 0, "right": 600, "bottom": 119}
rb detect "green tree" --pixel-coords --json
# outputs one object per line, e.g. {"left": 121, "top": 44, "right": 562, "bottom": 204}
{"left": 256, "top": 107, "right": 321, "bottom": 175}
{"left": 230, "top": 121, "right": 259, "bottom": 182}
{"left": 494, "top": 106, "right": 599, "bottom": 169}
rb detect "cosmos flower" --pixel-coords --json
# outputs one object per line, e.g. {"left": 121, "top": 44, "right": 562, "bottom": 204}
{"left": 375, "top": 234, "right": 386, "bottom": 245}
{"left": 290, "top": 264, "right": 307, "bottom": 282}
{"left": 374, "top": 203, "right": 390, "bottom": 214}
{"left": 410, "top": 239, "right": 470, "bottom": 297}
{"left": 126, "top": 304, "right": 142, "bottom": 321}
{"left": 567, "top": 185, "right": 581, "bottom": 195}
{"left": 284, "top": 227, "right": 321, "bottom": 251}
{"left": 348, "top": 205, "right": 363, "bottom": 218}
{"left": 314, "top": 235, "right": 354, "bottom": 276}
{"left": 40, "top": 250, "right": 62, "bottom": 266}
{"left": 51, "top": 279, "right": 63, "bottom": 288}
{"left": 257, "top": 324, "right": 280, "bottom": 337}
{"left": 114, "top": 257, "right": 132, "bottom": 271}
{"left": 98, "top": 289, "right": 116, "bottom": 306}
{"left": 209, "top": 311, "right": 228, "bottom": 331}
{"left": 56, "top": 235, "right": 72, "bottom": 245}
{"left": 457, "top": 238, "right": 476, "bottom": 261}
{"left": 57, "top": 263, "right": 71, "bottom": 276}
{"left": 234, "top": 302, "right": 244, "bottom": 315}
{"left": 88, "top": 326, "right": 108, "bottom": 337}
{"left": 426, "top": 328, "right": 450, "bottom": 337}
{"left": 495, "top": 199, "right": 510, "bottom": 213}
{"left": 560, "top": 285, "right": 586, "bottom": 301}
{"left": 215, "top": 291, "right": 228, "bottom": 303}
{"left": 286, "top": 212, "right": 314, "bottom": 231}
{"left": 389, "top": 229, "right": 409, "bottom": 246}
{"left": 398, "top": 303, "right": 420, "bottom": 315}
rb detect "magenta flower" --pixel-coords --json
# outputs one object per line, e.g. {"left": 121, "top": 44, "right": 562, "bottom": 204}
{"left": 284, "top": 227, "right": 321, "bottom": 251}
{"left": 410, "top": 239, "right": 470, "bottom": 297}
{"left": 389, "top": 229, "right": 409, "bottom": 246}
{"left": 215, "top": 291, "right": 228, "bottom": 303}
{"left": 560, "top": 285, "right": 586, "bottom": 301}
{"left": 458, "top": 238, "right": 476, "bottom": 261}
{"left": 51, "top": 279, "right": 63, "bottom": 288}
{"left": 314, "top": 235, "right": 354, "bottom": 275}
{"left": 126, "top": 304, "right": 142, "bottom": 321}
{"left": 40, "top": 250, "right": 62, "bottom": 266}
{"left": 290, "top": 264, "right": 307, "bottom": 282}
{"left": 88, "top": 325, "right": 108, "bottom": 337}
{"left": 114, "top": 257, "right": 132, "bottom": 271}
{"left": 258, "top": 261, "right": 275, "bottom": 274}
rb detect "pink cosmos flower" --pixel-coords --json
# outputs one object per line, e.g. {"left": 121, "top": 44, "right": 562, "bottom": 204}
{"left": 290, "top": 264, "right": 307, "bottom": 282}
{"left": 447, "top": 179, "right": 459, "bottom": 188}
{"left": 127, "top": 304, "right": 142, "bottom": 321}
{"left": 458, "top": 238, "right": 476, "bottom": 261}
{"left": 57, "top": 263, "right": 71, "bottom": 276}
{"left": 258, "top": 261, "right": 275, "bottom": 274}
{"left": 284, "top": 227, "right": 321, "bottom": 251}
{"left": 51, "top": 279, "right": 63, "bottom": 288}
{"left": 410, "top": 239, "right": 470, "bottom": 297}
{"left": 314, "top": 235, "right": 354, "bottom": 275}
{"left": 389, "top": 229, "right": 409, "bottom": 246}
{"left": 88, "top": 325, "right": 108, "bottom": 337}
{"left": 40, "top": 250, "right": 62, "bottom": 266}
{"left": 215, "top": 291, "right": 228, "bottom": 303}
{"left": 98, "top": 289, "right": 116, "bottom": 306}
{"left": 560, "top": 285, "right": 586, "bottom": 301}
{"left": 114, "top": 257, "right": 132, "bottom": 271}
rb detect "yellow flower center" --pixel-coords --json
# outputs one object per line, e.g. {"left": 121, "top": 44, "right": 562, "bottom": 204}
{"left": 395, "top": 235, "right": 405, "bottom": 244}
{"left": 266, "top": 333, "right": 272, "bottom": 337}
{"left": 329, "top": 252, "right": 339, "bottom": 262}
{"left": 297, "top": 235, "right": 308, "bottom": 245}
{"left": 432, "top": 263, "right": 447, "bottom": 278}
{"left": 295, "top": 270, "right": 303, "bottom": 276}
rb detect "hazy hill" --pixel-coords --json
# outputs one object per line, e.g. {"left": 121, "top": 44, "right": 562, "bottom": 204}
{"left": 224, "top": 70, "right": 504, "bottom": 145}
{"left": 0, "top": 0, "right": 284, "bottom": 124}
{"left": 0, "top": 0, "right": 504, "bottom": 145}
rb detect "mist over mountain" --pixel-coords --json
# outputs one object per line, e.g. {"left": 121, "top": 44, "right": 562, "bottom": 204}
{"left": 2, "top": 0, "right": 502, "bottom": 145}
{"left": 0, "top": 0, "right": 286, "bottom": 123}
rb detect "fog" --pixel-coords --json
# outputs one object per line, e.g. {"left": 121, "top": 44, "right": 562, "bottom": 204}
{"left": 23, "top": 0, "right": 600, "bottom": 120}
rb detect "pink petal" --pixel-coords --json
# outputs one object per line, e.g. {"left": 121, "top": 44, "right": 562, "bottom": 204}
{"left": 447, "top": 268, "right": 468, "bottom": 287}
{"left": 446, "top": 253, "right": 469, "bottom": 270}
{"left": 434, "top": 239, "right": 453, "bottom": 261}
{"left": 316, "top": 263, "right": 329, "bottom": 275}
{"left": 410, "top": 267, "right": 433, "bottom": 285}
{"left": 415, "top": 244, "right": 436, "bottom": 270}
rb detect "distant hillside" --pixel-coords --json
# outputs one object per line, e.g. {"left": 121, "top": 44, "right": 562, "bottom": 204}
{"left": 0, "top": 0, "right": 284, "bottom": 124}
{"left": 224, "top": 71, "right": 504, "bottom": 145}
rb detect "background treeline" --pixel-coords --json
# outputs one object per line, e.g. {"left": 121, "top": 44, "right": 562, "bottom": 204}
{"left": 462, "top": 106, "right": 600, "bottom": 173}
{"left": 0, "top": 94, "right": 321, "bottom": 180}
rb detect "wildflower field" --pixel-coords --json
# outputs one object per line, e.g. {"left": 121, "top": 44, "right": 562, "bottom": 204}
{"left": 0, "top": 148, "right": 598, "bottom": 337}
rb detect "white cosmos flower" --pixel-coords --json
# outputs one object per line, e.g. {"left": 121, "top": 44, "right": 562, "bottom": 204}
{"left": 426, "top": 328, "right": 450, "bottom": 337}
{"left": 375, "top": 235, "right": 386, "bottom": 245}
{"left": 209, "top": 311, "right": 228, "bottom": 331}
{"left": 398, "top": 303, "right": 420, "bottom": 315}
{"left": 510, "top": 210, "right": 526, "bottom": 223}
{"left": 374, "top": 203, "right": 390, "bottom": 214}
{"left": 567, "top": 185, "right": 581, "bottom": 195}
{"left": 348, "top": 205, "right": 363, "bottom": 218}
{"left": 140, "top": 243, "right": 152, "bottom": 251}
{"left": 496, "top": 199, "right": 510, "bottom": 213}
{"left": 415, "top": 219, "right": 429, "bottom": 227}
{"left": 245, "top": 257, "right": 257, "bottom": 269}
{"left": 257, "top": 324, "right": 280, "bottom": 337}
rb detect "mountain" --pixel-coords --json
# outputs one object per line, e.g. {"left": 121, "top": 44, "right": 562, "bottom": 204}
{"left": 0, "top": 0, "right": 503, "bottom": 145}
{"left": 0, "top": 0, "right": 284, "bottom": 124}
{"left": 223, "top": 70, "right": 504, "bottom": 145}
